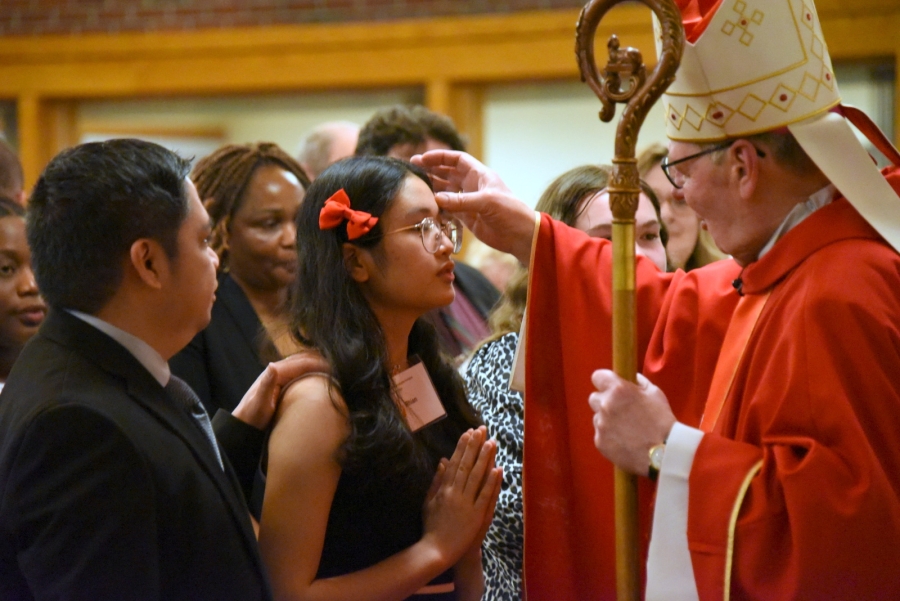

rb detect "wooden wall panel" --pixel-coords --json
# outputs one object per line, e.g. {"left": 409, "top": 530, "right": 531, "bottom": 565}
{"left": 0, "top": 5, "right": 897, "bottom": 187}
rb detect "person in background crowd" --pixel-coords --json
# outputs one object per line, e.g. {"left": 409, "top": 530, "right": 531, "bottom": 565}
{"left": 0, "top": 139, "right": 326, "bottom": 600}
{"left": 462, "top": 240, "right": 519, "bottom": 293}
{"left": 465, "top": 164, "right": 667, "bottom": 600}
{"left": 298, "top": 121, "right": 360, "bottom": 181}
{"left": 0, "top": 140, "right": 26, "bottom": 205}
{"left": 0, "top": 196, "right": 45, "bottom": 390}
{"left": 638, "top": 142, "right": 726, "bottom": 270}
{"left": 356, "top": 105, "right": 467, "bottom": 161}
{"left": 257, "top": 156, "right": 500, "bottom": 601}
{"left": 357, "top": 105, "right": 499, "bottom": 361}
{"left": 171, "top": 142, "right": 310, "bottom": 418}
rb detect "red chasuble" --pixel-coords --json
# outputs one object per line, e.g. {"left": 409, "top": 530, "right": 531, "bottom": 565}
{"left": 523, "top": 169, "right": 900, "bottom": 600}
{"left": 523, "top": 219, "right": 740, "bottom": 600}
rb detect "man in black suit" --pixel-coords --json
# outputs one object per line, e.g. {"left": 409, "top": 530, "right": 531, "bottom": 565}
{"left": 0, "top": 139, "right": 321, "bottom": 600}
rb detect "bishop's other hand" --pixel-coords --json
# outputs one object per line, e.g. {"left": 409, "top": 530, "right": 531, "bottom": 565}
{"left": 588, "top": 370, "right": 676, "bottom": 477}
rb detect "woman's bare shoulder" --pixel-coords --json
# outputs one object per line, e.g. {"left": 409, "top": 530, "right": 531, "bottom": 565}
{"left": 280, "top": 368, "right": 345, "bottom": 411}
{"left": 273, "top": 368, "right": 349, "bottom": 443}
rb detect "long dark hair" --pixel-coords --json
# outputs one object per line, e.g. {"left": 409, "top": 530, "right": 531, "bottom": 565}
{"left": 292, "top": 155, "right": 480, "bottom": 490}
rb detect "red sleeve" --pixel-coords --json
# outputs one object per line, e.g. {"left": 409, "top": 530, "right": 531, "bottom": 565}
{"left": 523, "top": 214, "right": 740, "bottom": 601}
{"left": 687, "top": 242, "right": 900, "bottom": 601}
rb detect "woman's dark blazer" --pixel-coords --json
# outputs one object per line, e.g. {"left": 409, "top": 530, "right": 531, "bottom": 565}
{"left": 171, "top": 272, "right": 272, "bottom": 416}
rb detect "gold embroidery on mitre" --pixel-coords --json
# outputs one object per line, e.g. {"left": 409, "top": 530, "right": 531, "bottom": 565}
{"left": 767, "top": 84, "right": 798, "bottom": 112}
{"left": 722, "top": 0, "right": 765, "bottom": 46}
{"left": 797, "top": 71, "right": 821, "bottom": 102}
{"left": 662, "top": 0, "right": 842, "bottom": 141}
{"left": 684, "top": 104, "right": 706, "bottom": 131}
{"left": 819, "top": 63, "right": 835, "bottom": 90}
{"left": 706, "top": 103, "right": 736, "bottom": 128}
{"left": 667, "top": 104, "right": 686, "bottom": 131}
{"left": 800, "top": 2, "right": 816, "bottom": 30}
{"left": 810, "top": 34, "right": 824, "bottom": 60}
{"left": 737, "top": 94, "right": 767, "bottom": 121}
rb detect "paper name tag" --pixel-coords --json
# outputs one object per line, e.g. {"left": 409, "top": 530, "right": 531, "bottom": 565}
{"left": 392, "top": 362, "right": 447, "bottom": 432}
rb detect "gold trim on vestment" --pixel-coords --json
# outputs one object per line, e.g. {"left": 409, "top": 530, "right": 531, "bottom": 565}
{"left": 724, "top": 459, "right": 764, "bottom": 601}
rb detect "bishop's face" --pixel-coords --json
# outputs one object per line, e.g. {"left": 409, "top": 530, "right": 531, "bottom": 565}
{"left": 666, "top": 141, "right": 747, "bottom": 262}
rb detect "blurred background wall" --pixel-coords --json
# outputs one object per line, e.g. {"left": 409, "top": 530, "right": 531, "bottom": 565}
{"left": 1, "top": 0, "right": 897, "bottom": 206}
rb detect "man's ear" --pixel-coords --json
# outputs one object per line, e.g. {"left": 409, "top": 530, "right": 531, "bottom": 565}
{"left": 129, "top": 238, "right": 169, "bottom": 290}
{"left": 342, "top": 243, "right": 370, "bottom": 283}
{"left": 730, "top": 139, "right": 760, "bottom": 201}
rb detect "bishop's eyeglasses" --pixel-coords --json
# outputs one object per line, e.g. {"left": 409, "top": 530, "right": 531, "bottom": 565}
{"left": 661, "top": 140, "right": 766, "bottom": 189}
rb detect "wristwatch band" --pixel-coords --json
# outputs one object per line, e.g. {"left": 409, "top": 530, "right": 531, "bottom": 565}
{"left": 648, "top": 441, "right": 667, "bottom": 481}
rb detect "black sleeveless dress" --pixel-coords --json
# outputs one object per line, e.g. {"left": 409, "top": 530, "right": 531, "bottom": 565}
{"left": 255, "top": 405, "right": 463, "bottom": 600}
{"left": 316, "top": 458, "right": 456, "bottom": 600}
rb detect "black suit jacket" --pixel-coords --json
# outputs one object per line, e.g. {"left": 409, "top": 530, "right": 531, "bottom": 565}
{"left": 171, "top": 273, "right": 271, "bottom": 416}
{"left": 0, "top": 309, "right": 272, "bottom": 601}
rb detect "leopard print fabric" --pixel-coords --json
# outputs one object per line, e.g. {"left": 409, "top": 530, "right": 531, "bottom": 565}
{"left": 465, "top": 332, "right": 523, "bottom": 601}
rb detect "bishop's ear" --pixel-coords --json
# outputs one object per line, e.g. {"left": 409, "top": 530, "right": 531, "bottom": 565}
{"left": 342, "top": 243, "right": 371, "bottom": 283}
{"left": 730, "top": 139, "right": 761, "bottom": 199}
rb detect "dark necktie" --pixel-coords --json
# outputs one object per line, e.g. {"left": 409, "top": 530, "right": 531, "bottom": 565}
{"left": 165, "top": 375, "right": 224, "bottom": 470}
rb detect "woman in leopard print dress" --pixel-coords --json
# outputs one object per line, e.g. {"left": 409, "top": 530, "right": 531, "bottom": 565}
{"left": 465, "top": 165, "right": 668, "bottom": 600}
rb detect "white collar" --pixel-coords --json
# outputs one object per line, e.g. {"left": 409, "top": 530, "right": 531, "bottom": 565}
{"left": 757, "top": 184, "right": 836, "bottom": 260}
{"left": 67, "top": 309, "right": 170, "bottom": 387}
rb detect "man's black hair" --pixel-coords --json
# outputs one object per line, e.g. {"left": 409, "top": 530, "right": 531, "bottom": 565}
{"left": 27, "top": 139, "right": 191, "bottom": 314}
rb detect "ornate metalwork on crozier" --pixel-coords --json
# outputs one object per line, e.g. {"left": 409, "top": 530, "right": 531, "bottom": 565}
{"left": 609, "top": 159, "right": 640, "bottom": 220}
{"left": 576, "top": 0, "right": 684, "bottom": 218}
{"left": 601, "top": 36, "right": 647, "bottom": 109}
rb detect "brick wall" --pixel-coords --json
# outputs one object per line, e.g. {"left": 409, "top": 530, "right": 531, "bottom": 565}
{"left": 0, "top": 0, "right": 589, "bottom": 36}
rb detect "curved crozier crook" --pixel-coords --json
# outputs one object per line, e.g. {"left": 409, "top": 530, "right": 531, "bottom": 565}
{"left": 575, "top": 0, "right": 684, "bottom": 159}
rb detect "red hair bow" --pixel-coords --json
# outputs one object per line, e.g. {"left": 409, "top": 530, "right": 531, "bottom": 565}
{"left": 318, "top": 188, "right": 379, "bottom": 240}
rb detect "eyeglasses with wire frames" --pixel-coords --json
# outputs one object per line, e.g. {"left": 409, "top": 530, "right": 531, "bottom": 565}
{"left": 661, "top": 140, "right": 766, "bottom": 189}
{"left": 379, "top": 216, "right": 463, "bottom": 254}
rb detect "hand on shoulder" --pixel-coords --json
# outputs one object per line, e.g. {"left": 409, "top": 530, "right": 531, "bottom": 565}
{"left": 231, "top": 349, "right": 331, "bottom": 430}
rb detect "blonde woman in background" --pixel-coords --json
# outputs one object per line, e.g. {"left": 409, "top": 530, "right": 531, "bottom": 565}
{"left": 638, "top": 143, "right": 726, "bottom": 271}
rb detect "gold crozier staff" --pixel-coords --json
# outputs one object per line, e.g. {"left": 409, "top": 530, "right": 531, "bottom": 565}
{"left": 575, "top": 1, "right": 684, "bottom": 599}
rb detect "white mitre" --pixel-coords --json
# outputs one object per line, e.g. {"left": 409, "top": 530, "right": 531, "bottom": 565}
{"left": 654, "top": 0, "right": 900, "bottom": 252}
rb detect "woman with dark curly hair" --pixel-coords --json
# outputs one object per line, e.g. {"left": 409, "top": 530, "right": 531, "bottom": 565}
{"left": 257, "top": 156, "right": 501, "bottom": 601}
{"left": 170, "top": 142, "right": 309, "bottom": 417}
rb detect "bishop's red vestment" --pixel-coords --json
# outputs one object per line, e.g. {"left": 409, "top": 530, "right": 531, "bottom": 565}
{"left": 523, "top": 168, "right": 900, "bottom": 600}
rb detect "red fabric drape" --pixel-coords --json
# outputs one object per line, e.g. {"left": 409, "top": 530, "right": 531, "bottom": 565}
{"left": 676, "top": 0, "right": 724, "bottom": 43}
